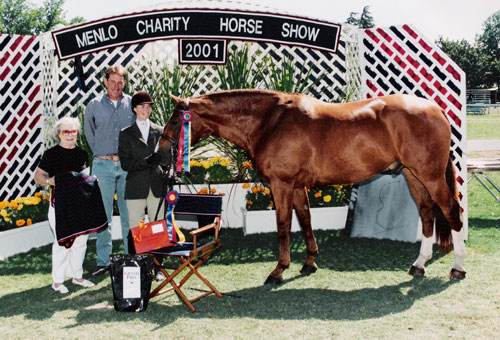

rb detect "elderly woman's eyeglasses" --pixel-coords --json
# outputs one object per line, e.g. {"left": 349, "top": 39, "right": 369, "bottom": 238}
{"left": 61, "top": 129, "right": 78, "bottom": 135}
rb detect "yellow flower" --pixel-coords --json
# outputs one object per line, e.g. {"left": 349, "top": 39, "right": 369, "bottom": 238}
{"left": 0, "top": 209, "right": 9, "bottom": 217}
{"left": 27, "top": 218, "right": 33, "bottom": 225}
{"left": 35, "top": 192, "right": 42, "bottom": 198}
{"left": 242, "top": 182, "right": 251, "bottom": 189}
{"left": 3, "top": 216, "right": 11, "bottom": 223}
{"left": 9, "top": 201, "right": 18, "bottom": 209}
{"left": 16, "top": 219, "right": 26, "bottom": 227}
{"left": 42, "top": 193, "right": 50, "bottom": 201}
{"left": 219, "top": 158, "right": 230, "bottom": 167}
{"left": 323, "top": 195, "right": 332, "bottom": 203}
{"left": 17, "top": 203, "right": 24, "bottom": 211}
{"left": 190, "top": 159, "right": 203, "bottom": 167}
{"left": 0, "top": 201, "right": 8, "bottom": 209}
{"left": 113, "top": 193, "right": 118, "bottom": 201}
{"left": 251, "top": 185, "right": 258, "bottom": 194}
{"left": 263, "top": 187, "right": 271, "bottom": 195}
{"left": 201, "top": 160, "right": 211, "bottom": 169}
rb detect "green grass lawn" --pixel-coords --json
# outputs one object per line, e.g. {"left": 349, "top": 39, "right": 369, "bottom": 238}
{"left": 1, "top": 177, "right": 499, "bottom": 339}
{"left": 467, "top": 113, "right": 500, "bottom": 139}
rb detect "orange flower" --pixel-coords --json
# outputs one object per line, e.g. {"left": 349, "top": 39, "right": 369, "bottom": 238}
{"left": 242, "top": 161, "right": 253, "bottom": 169}
{"left": 242, "top": 182, "right": 251, "bottom": 189}
{"left": 34, "top": 192, "right": 42, "bottom": 198}
{"left": 210, "top": 187, "right": 217, "bottom": 194}
{"left": 314, "top": 191, "right": 322, "bottom": 198}
{"left": 16, "top": 219, "right": 26, "bottom": 227}
{"left": 27, "top": 218, "right": 33, "bottom": 225}
{"left": 198, "top": 187, "right": 209, "bottom": 195}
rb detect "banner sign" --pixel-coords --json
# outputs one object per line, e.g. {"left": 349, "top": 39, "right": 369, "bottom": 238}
{"left": 51, "top": 9, "right": 342, "bottom": 60}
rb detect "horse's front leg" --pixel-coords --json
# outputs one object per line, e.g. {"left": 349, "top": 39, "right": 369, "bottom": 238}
{"left": 265, "top": 179, "right": 294, "bottom": 285}
{"left": 293, "top": 187, "right": 318, "bottom": 275}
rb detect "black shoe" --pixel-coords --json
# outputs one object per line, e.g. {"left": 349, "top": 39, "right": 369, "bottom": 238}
{"left": 92, "top": 266, "right": 109, "bottom": 276}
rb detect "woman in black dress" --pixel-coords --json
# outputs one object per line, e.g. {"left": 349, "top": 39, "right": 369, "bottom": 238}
{"left": 34, "top": 117, "right": 95, "bottom": 294}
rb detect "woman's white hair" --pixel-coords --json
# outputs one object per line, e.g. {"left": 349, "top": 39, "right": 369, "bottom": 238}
{"left": 54, "top": 116, "right": 81, "bottom": 141}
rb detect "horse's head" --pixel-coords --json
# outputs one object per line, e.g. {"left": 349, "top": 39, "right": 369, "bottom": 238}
{"left": 158, "top": 94, "right": 213, "bottom": 153}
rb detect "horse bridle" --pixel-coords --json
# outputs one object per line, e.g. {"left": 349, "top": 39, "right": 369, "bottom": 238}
{"left": 153, "top": 109, "right": 186, "bottom": 220}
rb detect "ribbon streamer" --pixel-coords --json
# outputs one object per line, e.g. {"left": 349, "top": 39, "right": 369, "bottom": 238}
{"left": 176, "top": 111, "right": 192, "bottom": 174}
{"left": 165, "top": 191, "right": 186, "bottom": 243}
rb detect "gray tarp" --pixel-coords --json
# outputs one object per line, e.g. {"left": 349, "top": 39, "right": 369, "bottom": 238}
{"left": 351, "top": 173, "right": 419, "bottom": 242}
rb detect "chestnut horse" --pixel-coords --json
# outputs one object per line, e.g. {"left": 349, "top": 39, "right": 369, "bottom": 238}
{"left": 159, "top": 89, "right": 466, "bottom": 284}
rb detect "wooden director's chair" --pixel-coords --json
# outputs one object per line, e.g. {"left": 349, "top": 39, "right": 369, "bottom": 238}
{"left": 148, "top": 192, "right": 224, "bottom": 312}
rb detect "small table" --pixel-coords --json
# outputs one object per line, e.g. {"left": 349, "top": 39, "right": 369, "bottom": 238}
{"left": 467, "top": 159, "right": 500, "bottom": 202}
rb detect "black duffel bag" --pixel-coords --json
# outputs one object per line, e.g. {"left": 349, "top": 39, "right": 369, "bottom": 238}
{"left": 109, "top": 254, "right": 154, "bottom": 312}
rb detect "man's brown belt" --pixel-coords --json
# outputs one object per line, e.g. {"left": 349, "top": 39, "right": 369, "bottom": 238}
{"left": 97, "top": 155, "right": 119, "bottom": 161}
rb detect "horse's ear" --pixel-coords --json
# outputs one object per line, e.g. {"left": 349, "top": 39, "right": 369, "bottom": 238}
{"left": 170, "top": 94, "right": 183, "bottom": 105}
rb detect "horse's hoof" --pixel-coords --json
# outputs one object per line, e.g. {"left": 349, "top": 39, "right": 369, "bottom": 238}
{"left": 449, "top": 268, "right": 466, "bottom": 280}
{"left": 300, "top": 264, "right": 318, "bottom": 276}
{"left": 264, "top": 275, "right": 283, "bottom": 285}
{"left": 408, "top": 265, "right": 425, "bottom": 277}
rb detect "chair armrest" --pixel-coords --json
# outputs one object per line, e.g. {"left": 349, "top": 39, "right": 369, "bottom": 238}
{"left": 190, "top": 223, "right": 216, "bottom": 236}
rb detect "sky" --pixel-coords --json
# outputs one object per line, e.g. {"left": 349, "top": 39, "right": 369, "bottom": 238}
{"left": 34, "top": 0, "right": 499, "bottom": 43}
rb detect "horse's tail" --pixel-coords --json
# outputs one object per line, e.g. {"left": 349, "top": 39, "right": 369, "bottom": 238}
{"left": 433, "top": 153, "right": 460, "bottom": 252}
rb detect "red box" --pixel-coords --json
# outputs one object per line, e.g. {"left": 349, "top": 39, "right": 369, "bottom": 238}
{"left": 130, "top": 220, "right": 175, "bottom": 253}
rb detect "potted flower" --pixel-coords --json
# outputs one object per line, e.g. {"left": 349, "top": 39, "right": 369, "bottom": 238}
{"left": 242, "top": 183, "right": 351, "bottom": 234}
{"left": 0, "top": 191, "right": 53, "bottom": 259}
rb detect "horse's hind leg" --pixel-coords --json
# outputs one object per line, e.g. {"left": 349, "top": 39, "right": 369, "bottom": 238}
{"left": 293, "top": 187, "right": 318, "bottom": 276}
{"left": 403, "top": 169, "right": 435, "bottom": 276}
{"left": 406, "top": 166, "right": 466, "bottom": 279}
{"left": 450, "top": 229, "right": 467, "bottom": 279}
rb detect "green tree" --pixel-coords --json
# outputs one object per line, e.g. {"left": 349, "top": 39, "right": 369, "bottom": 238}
{"left": 477, "top": 10, "right": 499, "bottom": 88}
{"left": 0, "top": 0, "right": 85, "bottom": 34}
{"left": 436, "top": 38, "right": 487, "bottom": 88}
{"left": 437, "top": 10, "right": 499, "bottom": 89}
{"left": 345, "top": 6, "right": 375, "bottom": 28}
{"left": 0, "top": 0, "right": 37, "bottom": 34}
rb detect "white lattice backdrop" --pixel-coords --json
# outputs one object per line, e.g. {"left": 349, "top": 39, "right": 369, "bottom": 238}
{"left": 360, "top": 24, "right": 467, "bottom": 221}
{"left": 0, "top": 34, "right": 43, "bottom": 200}
{"left": 1, "top": 13, "right": 466, "bottom": 208}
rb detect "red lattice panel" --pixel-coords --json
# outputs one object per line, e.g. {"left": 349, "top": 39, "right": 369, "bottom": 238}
{"left": 360, "top": 24, "right": 467, "bottom": 221}
{"left": 0, "top": 34, "right": 43, "bottom": 200}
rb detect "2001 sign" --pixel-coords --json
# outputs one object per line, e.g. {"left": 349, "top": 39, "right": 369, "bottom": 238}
{"left": 179, "top": 39, "right": 227, "bottom": 64}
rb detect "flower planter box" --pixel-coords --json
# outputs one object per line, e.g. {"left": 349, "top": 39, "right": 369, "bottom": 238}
{"left": 0, "top": 221, "right": 53, "bottom": 260}
{"left": 242, "top": 206, "right": 349, "bottom": 235}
